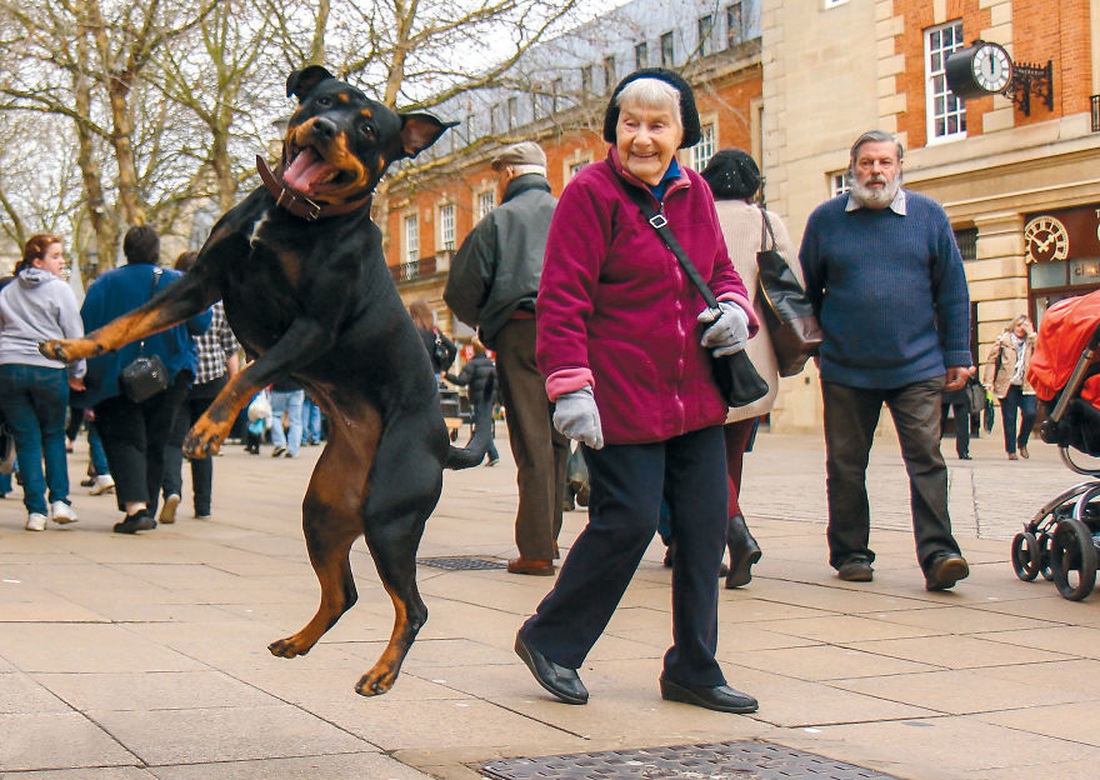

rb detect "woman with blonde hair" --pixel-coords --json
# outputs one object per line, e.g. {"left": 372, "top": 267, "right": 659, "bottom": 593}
{"left": 983, "top": 314, "right": 1037, "bottom": 460}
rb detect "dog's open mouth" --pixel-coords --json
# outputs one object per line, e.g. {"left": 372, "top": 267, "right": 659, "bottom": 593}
{"left": 283, "top": 146, "right": 342, "bottom": 196}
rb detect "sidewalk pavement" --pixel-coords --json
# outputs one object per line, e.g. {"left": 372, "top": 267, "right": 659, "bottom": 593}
{"left": 2, "top": 428, "right": 1100, "bottom": 779}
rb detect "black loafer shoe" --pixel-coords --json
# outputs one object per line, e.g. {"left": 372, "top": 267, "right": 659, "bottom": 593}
{"left": 837, "top": 557, "right": 874, "bottom": 582}
{"left": 113, "top": 514, "right": 157, "bottom": 535}
{"left": 925, "top": 553, "right": 969, "bottom": 591}
{"left": 514, "top": 631, "right": 588, "bottom": 705}
{"left": 659, "top": 678, "right": 758, "bottom": 714}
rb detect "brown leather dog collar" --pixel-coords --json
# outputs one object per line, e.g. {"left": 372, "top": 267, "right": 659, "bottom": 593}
{"left": 256, "top": 155, "right": 372, "bottom": 221}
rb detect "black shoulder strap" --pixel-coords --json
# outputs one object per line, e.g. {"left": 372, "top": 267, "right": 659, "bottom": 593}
{"left": 758, "top": 205, "right": 777, "bottom": 251}
{"left": 619, "top": 179, "right": 719, "bottom": 310}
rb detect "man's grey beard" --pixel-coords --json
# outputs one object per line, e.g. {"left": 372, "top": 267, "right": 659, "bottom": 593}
{"left": 850, "top": 174, "right": 901, "bottom": 209}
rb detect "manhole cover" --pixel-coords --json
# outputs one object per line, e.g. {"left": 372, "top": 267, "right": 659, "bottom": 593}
{"left": 417, "top": 556, "right": 507, "bottom": 571}
{"left": 481, "top": 741, "right": 901, "bottom": 779}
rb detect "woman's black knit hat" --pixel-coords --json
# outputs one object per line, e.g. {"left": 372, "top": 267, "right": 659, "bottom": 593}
{"left": 602, "top": 68, "right": 701, "bottom": 149}
{"left": 701, "top": 149, "right": 761, "bottom": 200}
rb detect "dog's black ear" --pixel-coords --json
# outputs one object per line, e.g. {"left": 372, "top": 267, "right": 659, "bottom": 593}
{"left": 399, "top": 114, "right": 460, "bottom": 159}
{"left": 286, "top": 66, "right": 336, "bottom": 101}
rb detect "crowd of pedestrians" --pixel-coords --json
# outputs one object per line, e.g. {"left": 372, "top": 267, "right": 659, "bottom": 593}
{"left": 1, "top": 64, "right": 1040, "bottom": 720}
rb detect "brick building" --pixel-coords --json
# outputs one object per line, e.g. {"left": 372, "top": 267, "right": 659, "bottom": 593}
{"left": 385, "top": 0, "right": 1100, "bottom": 431}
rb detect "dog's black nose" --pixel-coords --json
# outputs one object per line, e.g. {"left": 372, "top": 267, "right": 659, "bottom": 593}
{"left": 312, "top": 117, "right": 337, "bottom": 140}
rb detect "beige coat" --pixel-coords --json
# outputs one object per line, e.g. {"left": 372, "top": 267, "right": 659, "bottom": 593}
{"left": 983, "top": 329, "right": 1036, "bottom": 398}
{"left": 713, "top": 199, "right": 800, "bottom": 422}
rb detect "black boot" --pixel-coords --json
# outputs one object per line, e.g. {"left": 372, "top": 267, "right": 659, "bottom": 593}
{"left": 725, "top": 514, "right": 761, "bottom": 589}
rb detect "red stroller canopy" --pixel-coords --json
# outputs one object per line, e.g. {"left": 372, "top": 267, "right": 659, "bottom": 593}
{"left": 1028, "top": 290, "right": 1100, "bottom": 406}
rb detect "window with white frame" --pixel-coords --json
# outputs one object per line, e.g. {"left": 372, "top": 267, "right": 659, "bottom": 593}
{"left": 829, "top": 171, "right": 850, "bottom": 198}
{"left": 926, "top": 21, "right": 967, "bottom": 141}
{"left": 660, "top": 31, "right": 675, "bottom": 67}
{"left": 603, "top": 56, "right": 616, "bottom": 94}
{"left": 635, "top": 42, "right": 648, "bottom": 69}
{"left": 698, "top": 15, "right": 715, "bottom": 57}
{"left": 690, "top": 123, "right": 717, "bottom": 170}
{"left": 568, "top": 160, "right": 588, "bottom": 181}
{"left": 404, "top": 214, "right": 419, "bottom": 265}
{"left": 580, "top": 65, "right": 593, "bottom": 95}
{"left": 477, "top": 190, "right": 496, "bottom": 220}
{"left": 726, "top": 2, "right": 745, "bottom": 48}
{"left": 507, "top": 96, "right": 518, "bottom": 130}
{"left": 439, "top": 203, "right": 456, "bottom": 251}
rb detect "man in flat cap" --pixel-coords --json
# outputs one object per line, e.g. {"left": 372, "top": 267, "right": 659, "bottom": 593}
{"left": 445, "top": 141, "right": 569, "bottom": 576}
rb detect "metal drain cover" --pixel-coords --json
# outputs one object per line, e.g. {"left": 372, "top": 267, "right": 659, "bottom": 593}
{"left": 417, "top": 556, "right": 507, "bottom": 571}
{"left": 481, "top": 741, "right": 901, "bottom": 779}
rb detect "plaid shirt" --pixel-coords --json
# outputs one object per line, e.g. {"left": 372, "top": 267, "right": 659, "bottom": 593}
{"left": 193, "top": 301, "right": 239, "bottom": 385}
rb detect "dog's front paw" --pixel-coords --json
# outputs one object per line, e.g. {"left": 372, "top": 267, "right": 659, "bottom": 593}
{"left": 183, "top": 415, "right": 230, "bottom": 459}
{"left": 39, "top": 338, "right": 103, "bottom": 363}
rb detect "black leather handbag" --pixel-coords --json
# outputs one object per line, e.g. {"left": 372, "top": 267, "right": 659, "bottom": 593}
{"left": 626, "top": 186, "right": 768, "bottom": 408}
{"left": 756, "top": 207, "right": 822, "bottom": 377}
{"left": 118, "top": 268, "right": 170, "bottom": 403}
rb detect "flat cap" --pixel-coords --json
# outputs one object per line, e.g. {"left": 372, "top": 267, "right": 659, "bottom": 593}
{"left": 490, "top": 141, "right": 547, "bottom": 170}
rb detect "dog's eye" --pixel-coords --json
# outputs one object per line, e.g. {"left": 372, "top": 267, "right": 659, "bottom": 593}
{"left": 316, "top": 96, "right": 333, "bottom": 107}
{"left": 359, "top": 123, "right": 376, "bottom": 140}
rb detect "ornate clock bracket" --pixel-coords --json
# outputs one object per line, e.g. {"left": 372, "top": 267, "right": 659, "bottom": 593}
{"left": 1005, "top": 60, "right": 1054, "bottom": 116}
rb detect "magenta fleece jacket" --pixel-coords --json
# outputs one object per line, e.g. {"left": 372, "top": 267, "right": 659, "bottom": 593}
{"left": 536, "top": 148, "right": 757, "bottom": 446}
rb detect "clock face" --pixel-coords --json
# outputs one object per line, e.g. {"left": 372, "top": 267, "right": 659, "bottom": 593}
{"left": 971, "top": 43, "right": 1012, "bottom": 93}
{"left": 1024, "top": 216, "right": 1070, "bottom": 264}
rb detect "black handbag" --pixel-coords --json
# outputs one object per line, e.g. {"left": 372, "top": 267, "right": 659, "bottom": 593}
{"left": 756, "top": 207, "right": 822, "bottom": 377}
{"left": 118, "top": 268, "right": 170, "bottom": 403}
{"left": 625, "top": 185, "right": 768, "bottom": 408}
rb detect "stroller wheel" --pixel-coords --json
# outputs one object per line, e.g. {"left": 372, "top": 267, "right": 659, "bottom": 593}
{"left": 1049, "top": 519, "right": 1098, "bottom": 601}
{"left": 1037, "top": 532, "right": 1056, "bottom": 581}
{"left": 1011, "top": 532, "right": 1041, "bottom": 581}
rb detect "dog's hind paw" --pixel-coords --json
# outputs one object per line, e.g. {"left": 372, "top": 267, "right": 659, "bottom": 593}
{"left": 268, "top": 637, "right": 311, "bottom": 658}
{"left": 355, "top": 668, "right": 397, "bottom": 697}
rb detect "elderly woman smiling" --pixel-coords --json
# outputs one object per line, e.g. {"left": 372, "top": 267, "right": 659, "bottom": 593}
{"left": 513, "top": 69, "right": 760, "bottom": 714}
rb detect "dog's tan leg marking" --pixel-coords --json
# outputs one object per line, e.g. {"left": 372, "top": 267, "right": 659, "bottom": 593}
{"left": 184, "top": 365, "right": 269, "bottom": 458}
{"left": 269, "top": 401, "right": 380, "bottom": 660}
{"left": 355, "top": 584, "right": 410, "bottom": 696}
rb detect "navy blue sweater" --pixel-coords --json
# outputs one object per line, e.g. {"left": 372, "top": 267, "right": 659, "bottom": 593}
{"left": 799, "top": 191, "right": 970, "bottom": 389}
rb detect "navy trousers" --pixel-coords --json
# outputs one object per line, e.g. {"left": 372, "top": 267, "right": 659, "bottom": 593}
{"left": 520, "top": 425, "right": 729, "bottom": 688}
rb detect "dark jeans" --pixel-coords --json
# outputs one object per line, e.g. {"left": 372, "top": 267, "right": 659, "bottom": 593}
{"left": 1000, "top": 385, "right": 1037, "bottom": 455}
{"left": 163, "top": 375, "right": 226, "bottom": 515}
{"left": 822, "top": 377, "right": 962, "bottom": 572}
{"left": 521, "top": 425, "right": 729, "bottom": 687}
{"left": 495, "top": 319, "right": 569, "bottom": 560}
{"left": 94, "top": 371, "right": 191, "bottom": 517}
{"left": 0, "top": 364, "right": 70, "bottom": 515}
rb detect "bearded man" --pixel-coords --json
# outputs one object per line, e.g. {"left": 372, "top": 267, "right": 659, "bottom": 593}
{"left": 799, "top": 129, "right": 972, "bottom": 592}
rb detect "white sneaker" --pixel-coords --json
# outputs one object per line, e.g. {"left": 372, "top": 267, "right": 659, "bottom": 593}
{"left": 25, "top": 513, "right": 47, "bottom": 531}
{"left": 89, "top": 474, "right": 115, "bottom": 495}
{"left": 158, "top": 493, "right": 180, "bottom": 524}
{"left": 51, "top": 501, "right": 78, "bottom": 524}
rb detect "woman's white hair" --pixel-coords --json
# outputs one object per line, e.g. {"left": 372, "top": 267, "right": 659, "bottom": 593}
{"left": 614, "top": 78, "right": 682, "bottom": 129}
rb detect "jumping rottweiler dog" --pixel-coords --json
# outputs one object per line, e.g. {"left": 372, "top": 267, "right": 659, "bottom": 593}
{"left": 41, "top": 65, "right": 490, "bottom": 696}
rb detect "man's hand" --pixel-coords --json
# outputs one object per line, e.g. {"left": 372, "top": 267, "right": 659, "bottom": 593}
{"left": 553, "top": 387, "right": 604, "bottom": 450}
{"left": 698, "top": 302, "right": 750, "bottom": 356}
{"left": 944, "top": 366, "right": 970, "bottom": 392}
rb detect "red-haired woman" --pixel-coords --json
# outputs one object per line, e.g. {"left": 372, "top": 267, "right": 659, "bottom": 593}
{"left": 0, "top": 234, "right": 85, "bottom": 531}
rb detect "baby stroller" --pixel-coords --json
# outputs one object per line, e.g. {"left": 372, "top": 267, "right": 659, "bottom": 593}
{"left": 1013, "top": 292, "right": 1100, "bottom": 600}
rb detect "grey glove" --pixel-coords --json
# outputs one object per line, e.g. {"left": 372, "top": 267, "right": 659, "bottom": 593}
{"left": 698, "top": 301, "right": 750, "bottom": 357}
{"left": 553, "top": 387, "right": 604, "bottom": 450}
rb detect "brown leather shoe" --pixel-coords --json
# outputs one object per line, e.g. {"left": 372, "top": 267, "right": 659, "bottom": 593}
{"left": 508, "top": 557, "right": 555, "bottom": 576}
{"left": 1019, "top": 445, "right": 1029, "bottom": 459}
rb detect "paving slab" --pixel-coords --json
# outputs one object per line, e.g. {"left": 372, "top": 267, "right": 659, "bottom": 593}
{"left": 2, "top": 431, "right": 1099, "bottom": 779}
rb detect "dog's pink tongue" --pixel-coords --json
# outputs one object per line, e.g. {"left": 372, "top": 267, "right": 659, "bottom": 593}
{"left": 283, "top": 149, "right": 336, "bottom": 194}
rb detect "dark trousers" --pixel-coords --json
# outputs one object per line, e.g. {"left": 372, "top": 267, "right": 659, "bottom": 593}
{"left": 520, "top": 426, "right": 729, "bottom": 687}
{"left": 822, "top": 377, "right": 962, "bottom": 572}
{"left": 95, "top": 372, "right": 191, "bottom": 517}
{"left": 163, "top": 375, "right": 227, "bottom": 515}
{"left": 940, "top": 399, "right": 970, "bottom": 457}
{"left": 999, "top": 385, "right": 1037, "bottom": 455}
{"left": 494, "top": 318, "right": 569, "bottom": 560}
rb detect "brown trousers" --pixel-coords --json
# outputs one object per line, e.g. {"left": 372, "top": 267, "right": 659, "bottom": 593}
{"left": 494, "top": 318, "right": 569, "bottom": 560}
